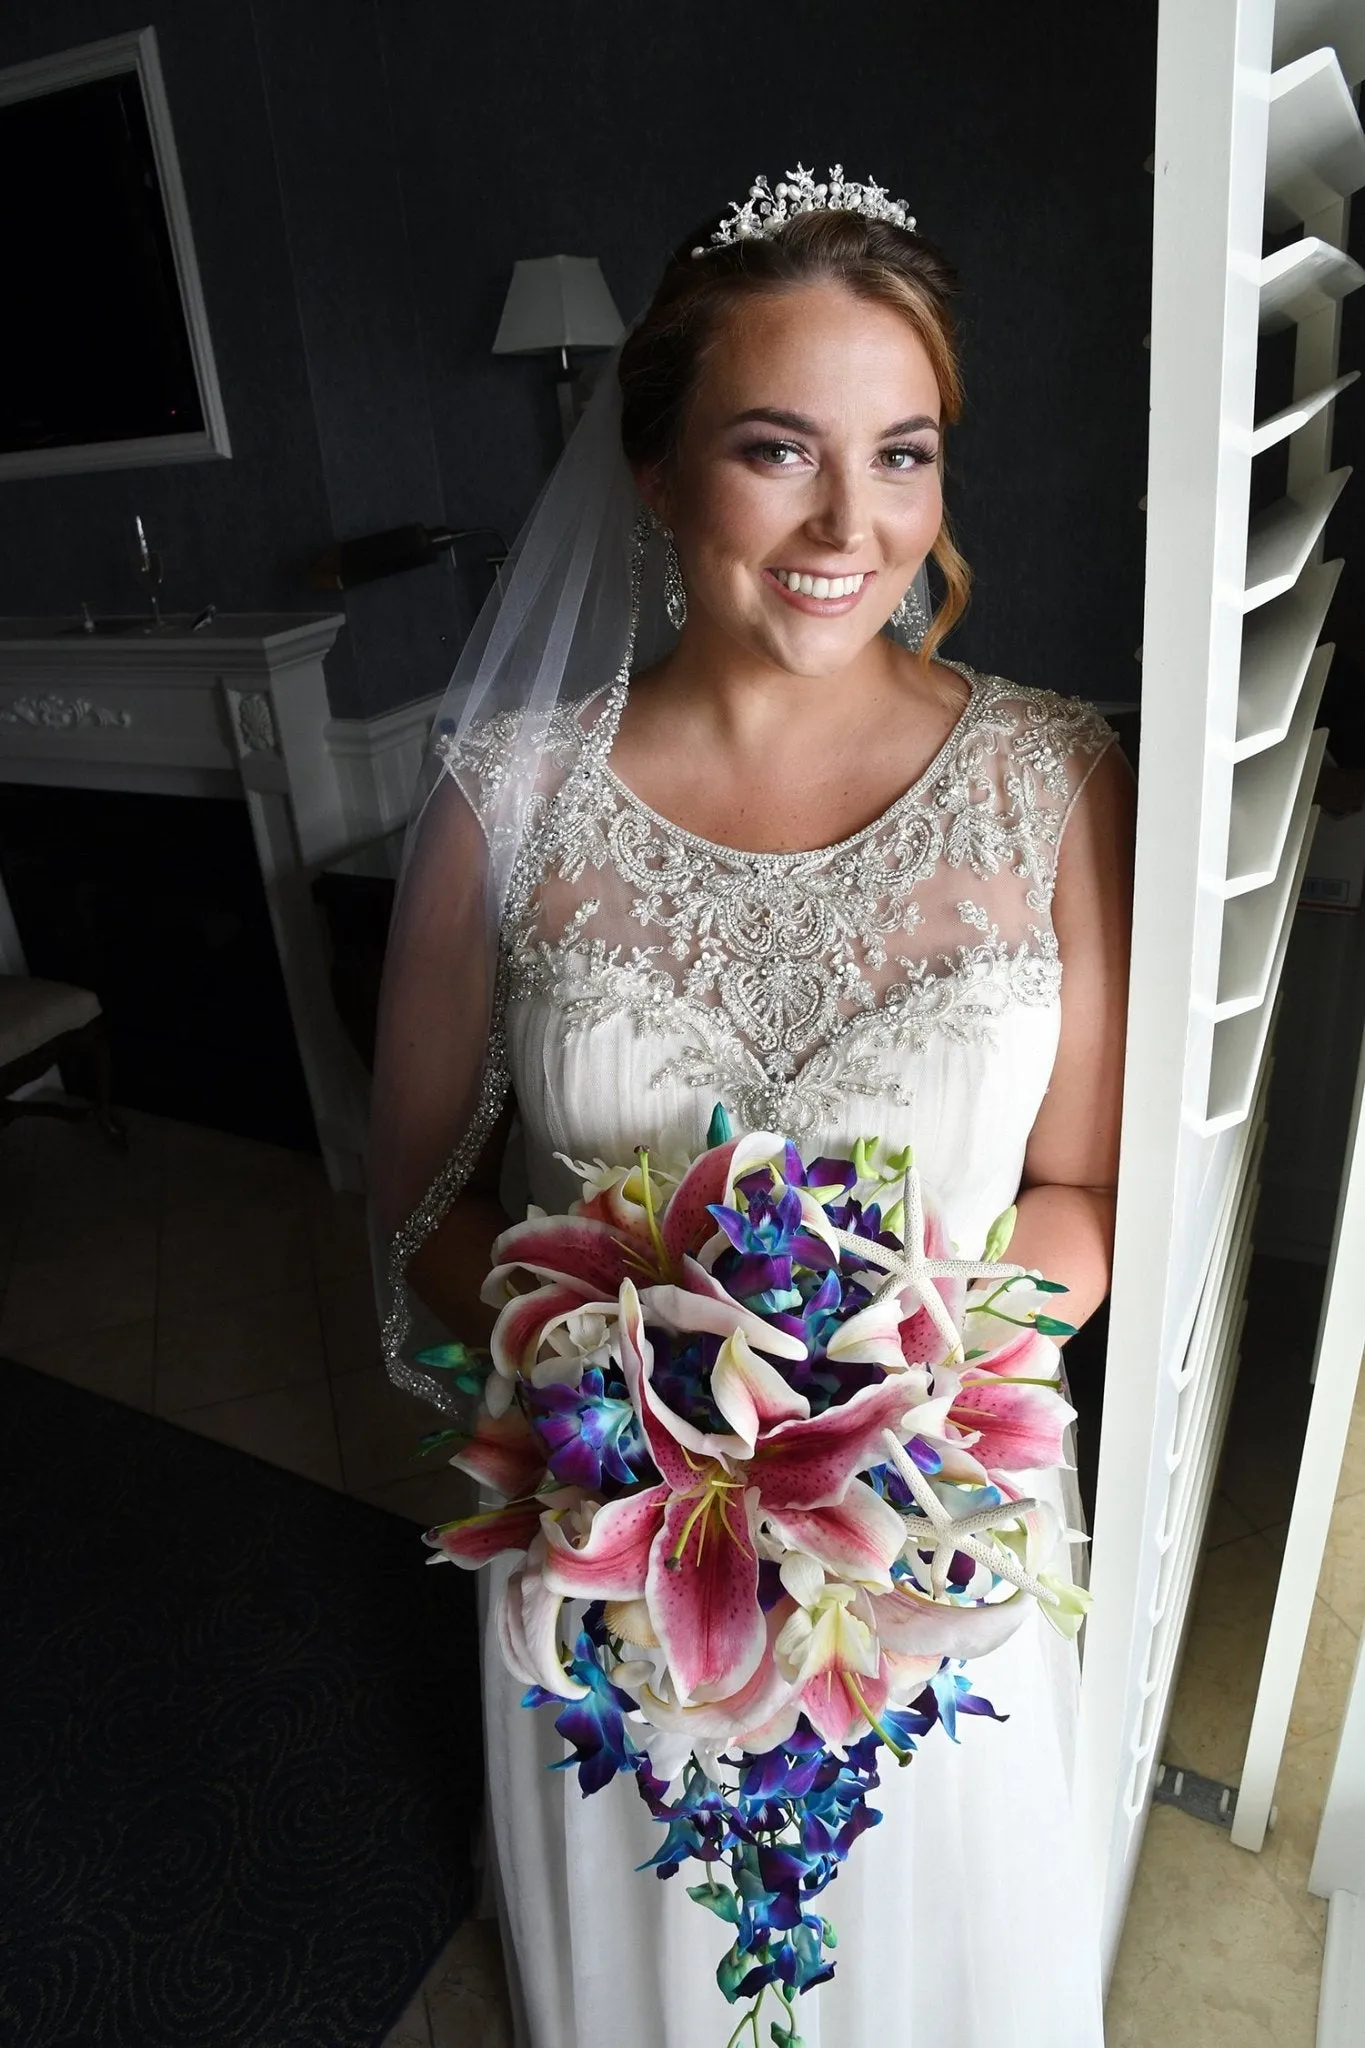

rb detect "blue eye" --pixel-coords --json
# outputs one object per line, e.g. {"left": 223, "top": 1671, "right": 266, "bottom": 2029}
{"left": 881, "top": 444, "right": 936, "bottom": 470}
{"left": 746, "top": 440, "right": 804, "bottom": 466}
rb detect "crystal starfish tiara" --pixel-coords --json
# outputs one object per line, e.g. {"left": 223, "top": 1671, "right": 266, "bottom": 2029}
{"left": 692, "top": 163, "right": 917, "bottom": 257}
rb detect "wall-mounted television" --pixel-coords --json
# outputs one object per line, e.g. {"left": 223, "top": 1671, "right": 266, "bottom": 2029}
{"left": 0, "top": 27, "right": 230, "bottom": 482}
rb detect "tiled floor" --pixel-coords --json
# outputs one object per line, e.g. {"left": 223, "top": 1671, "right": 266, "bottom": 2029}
{"left": 2, "top": 1110, "right": 1362, "bottom": 2047}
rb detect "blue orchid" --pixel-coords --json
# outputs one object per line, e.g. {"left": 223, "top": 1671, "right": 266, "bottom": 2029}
{"left": 523, "top": 1629, "right": 640, "bottom": 1794}
{"left": 925, "top": 1665, "right": 1006, "bottom": 1743}
{"left": 708, "top": 1183, "right": 837, "bottom": 1309}
{"left": 522, "top": 1364, "right": 647, "bottom": 1491}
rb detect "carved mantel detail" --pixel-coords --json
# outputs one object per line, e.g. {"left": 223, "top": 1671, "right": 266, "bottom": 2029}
{"left": 0, "top": 692, "right": 133, "bottom": 731}
{"left": 234, "top": 690, "right": 278, "bottom": 755}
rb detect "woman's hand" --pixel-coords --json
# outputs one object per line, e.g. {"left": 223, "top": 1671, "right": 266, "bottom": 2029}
{"left": 1009, "top": 742, "right": 1135, "bottom": 1331}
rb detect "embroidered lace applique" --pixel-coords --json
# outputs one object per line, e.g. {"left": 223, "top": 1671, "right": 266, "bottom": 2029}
{"left": 455, "top": 670, "right": 1113, "bottom": 1133}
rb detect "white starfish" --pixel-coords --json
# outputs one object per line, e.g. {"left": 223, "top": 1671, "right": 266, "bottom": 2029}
{"left": 879, "top": 1428, "right": 1058, "bottom": 1605}
{"left": 827, "top": 1164, "right": 1026, "bottom": 1362}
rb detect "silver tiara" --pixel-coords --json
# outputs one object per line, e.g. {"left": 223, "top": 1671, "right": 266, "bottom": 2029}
{"left": 692, "top": 164, "right": 917, "bottom": 258}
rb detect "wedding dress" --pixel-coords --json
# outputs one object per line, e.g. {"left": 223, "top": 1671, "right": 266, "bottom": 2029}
{"left": 449, "top": 663, "right": 1115, "bottom": 2048}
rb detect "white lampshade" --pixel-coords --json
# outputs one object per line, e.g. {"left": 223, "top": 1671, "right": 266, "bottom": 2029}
{"left": 492, "top": 255, "right": 624, "bottom": 354}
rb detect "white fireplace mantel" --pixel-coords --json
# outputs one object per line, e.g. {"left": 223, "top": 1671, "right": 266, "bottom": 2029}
{"left": 0, "top": 614, "right": 371, "bottom": 1189}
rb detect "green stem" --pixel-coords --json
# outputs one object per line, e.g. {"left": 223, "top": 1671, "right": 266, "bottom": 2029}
{"left": 724, "top": 1985, "right": 767, "bottom": 2048}
{"left": 966, "top": 1275, "right": 1028, "bottom": 1319}
{"left": 846, "top": 1675, "right": 914, "bottom": 1764}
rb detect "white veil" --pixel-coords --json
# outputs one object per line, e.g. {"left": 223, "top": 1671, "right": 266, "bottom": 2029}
{"left": 369, "top": 344, "right": 933, "bottom": 1410}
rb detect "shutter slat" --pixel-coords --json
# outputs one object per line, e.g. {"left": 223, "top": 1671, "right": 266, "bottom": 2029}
{"left": 1203, "top": 812, "right": 1321, "bottom": 1128}
{"left": 1259, "top": 237, "right": 1365, "bottom": 332}
{"left": 1225, "top": 646, "right": 1334, "bottom": 889}
{"left": 1214, "top": 729, "right": 1327, "bottom": 1011}
{"left": 1250, "top": 369, "right": 1359, "bottom": 453}
{"left": 1265, "top": 48, "right": 1365, "bottom": 231}
{"left": 1243, "top": 466, "right": 1351, "bottom": 607}
{"left": 1272, "top": 0, "right": 1365, "bottom": 87}
{"left": 1234, "top": 557, "right": 1342, "bottom": 754}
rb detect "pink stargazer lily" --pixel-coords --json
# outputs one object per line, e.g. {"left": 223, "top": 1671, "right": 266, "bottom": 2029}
{"left": 536, "top": 1281, "right": 914, "bottom": 1706}
{"left": 484, "top": 1132, "right": 790, "bottom": 1305}
{"left": 902, "top": 1316, "right": 1076, "bottom": 1484}
{"left": 449, "top": 1404, "right": 547, "bottom": 1499}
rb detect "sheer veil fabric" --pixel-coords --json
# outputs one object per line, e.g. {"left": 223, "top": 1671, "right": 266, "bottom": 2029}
{"left": 369, "top": 354, "right": 656, "bottom": 1404}
{"left": 369, "top": 350, "right": 931, "bottom": 1402}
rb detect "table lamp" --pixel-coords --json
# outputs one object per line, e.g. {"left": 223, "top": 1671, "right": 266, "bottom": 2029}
{"left": 492, "top": 255, "right": 625, "bottom": 441}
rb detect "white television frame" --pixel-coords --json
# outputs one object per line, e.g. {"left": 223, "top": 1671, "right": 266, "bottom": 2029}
{"left": 0, "top": 25, "right": 231, "bottom": 482}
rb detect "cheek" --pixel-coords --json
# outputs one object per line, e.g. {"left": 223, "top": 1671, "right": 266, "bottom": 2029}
{"left": 902, "top": 473, "right": 944, "bottom": 550}
{"left": 681, "top": 467, "right": 777, "bottom": 557}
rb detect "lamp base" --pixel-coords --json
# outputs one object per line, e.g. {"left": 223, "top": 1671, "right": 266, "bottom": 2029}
{"left": 555, "top": 374, "right": 578, "bottom": 445}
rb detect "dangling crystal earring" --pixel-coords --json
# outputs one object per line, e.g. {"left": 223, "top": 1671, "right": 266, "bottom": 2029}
{"left": 891, "top": 580, "right": 929, "bottom": 649}
{"left": 663, "top": 531, "right": 688, "bottom": 632}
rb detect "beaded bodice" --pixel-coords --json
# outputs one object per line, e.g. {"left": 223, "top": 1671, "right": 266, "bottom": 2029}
{"left": 444, "top": 669, "right": 1114, "bottom": 1140}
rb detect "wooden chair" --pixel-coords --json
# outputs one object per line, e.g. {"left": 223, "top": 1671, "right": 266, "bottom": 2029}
{"left": 0, "top": 976, "right": 126, "bottom": 1146}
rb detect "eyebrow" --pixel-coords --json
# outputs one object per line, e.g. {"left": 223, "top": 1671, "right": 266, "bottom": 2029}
{"left": 726, "top": 406, "right": 941, "bottom": 437}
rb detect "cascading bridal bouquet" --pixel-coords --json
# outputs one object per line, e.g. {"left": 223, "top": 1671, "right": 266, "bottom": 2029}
{"left": 418, "top": 1112, "right": 1089, "bottom": 2047}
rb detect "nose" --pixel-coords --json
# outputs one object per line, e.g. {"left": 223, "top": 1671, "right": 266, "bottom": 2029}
{"left": 803, "top": 460, "right": 868, "bottom": 555}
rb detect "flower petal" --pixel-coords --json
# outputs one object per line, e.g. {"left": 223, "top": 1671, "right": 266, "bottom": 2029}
{"left": 948, "top": 1377, "right": 1076, "bottom": 1472}
{"left": 762, "top": 1478, "right": 908, "bottom": 1587}
{"left": 646, "top": 1484, "right": 765, "bottom": 1704}
{"left": 869, "top": 1579, "right": 1029, "bottom": 1660}
{"left": 711, "top": 1328, "right": 811, "bottom": 1452}
{"left": 896, "top": 1280, "right": 966, "bottom": 1365}
{"left": 539, "top": 1485, "right": 669, "bottom": 1599}
{"left": 754, "top": 1376, "right": 917, "bottom": 1510}
{"left": 628, "top": 1614, "right": 797, "bottom": 1745}
{"left": 499, "top": 1542, "right": 586, "bottom": 1699}
{"left": 488, "top": 1215, "right": 643, "bottom": 1297}
{"left": 449, "top": 1406, "right": 547, "bottom": 1499}
{"left": 800, "top": 1660, "right": 889, "bottom": 1748}
{"left": 824, "top": 1295, "right": 910, "bottom": 1371}
{"left": 660, "top": 1132, "right": 783, "bottom": 1267}
{"left": 618, "top": 1280, "right": 748, "bottom": 1480}
{"left": 487, "top": 1280, "right": 604, "bottom": 1380}
{"left": 423, "top": 1500, "right": 542, "bottom": 1566}
{"left": 645, "top": 1260, "right": 808, "bottom": 1360}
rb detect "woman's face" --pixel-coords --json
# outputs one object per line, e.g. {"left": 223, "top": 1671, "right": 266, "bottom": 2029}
{"left": 649, "top": 281, "right": 945, "bottom": 679}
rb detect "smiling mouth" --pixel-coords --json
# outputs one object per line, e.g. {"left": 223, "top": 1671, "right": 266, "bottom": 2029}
{"left": 764, "top": 567, "right": 874, "bottom": 614}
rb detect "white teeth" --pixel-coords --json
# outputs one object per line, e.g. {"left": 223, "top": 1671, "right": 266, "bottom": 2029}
{"left": 774, "top": 569, "right": 865, "bottom": 596}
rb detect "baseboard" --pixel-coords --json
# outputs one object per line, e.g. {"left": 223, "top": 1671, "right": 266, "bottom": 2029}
{"left": 1318, "top": 1890, "right": 1365, "bottom": 2047}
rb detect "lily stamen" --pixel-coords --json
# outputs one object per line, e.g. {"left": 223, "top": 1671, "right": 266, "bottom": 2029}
{"left": 634, "top": 1145, "right": 675, "bottom": 1280}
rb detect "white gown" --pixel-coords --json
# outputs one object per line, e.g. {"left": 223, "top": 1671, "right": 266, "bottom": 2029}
{"left": 456, "top": 666, "right": 1115, "bottom": 2047}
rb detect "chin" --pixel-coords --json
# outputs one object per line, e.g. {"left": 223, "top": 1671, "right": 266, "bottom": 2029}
{"left": 760, "top": 625, "right": 885, "bottom": 681}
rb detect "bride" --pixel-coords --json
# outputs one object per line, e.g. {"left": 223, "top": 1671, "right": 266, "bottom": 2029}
{"left": 370, "top": 171, "right": 1133, "bottom": 2048}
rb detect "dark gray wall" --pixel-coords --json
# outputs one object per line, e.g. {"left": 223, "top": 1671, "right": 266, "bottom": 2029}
{"left": 0, "top": 2, "right": 1158, "bottom": 718}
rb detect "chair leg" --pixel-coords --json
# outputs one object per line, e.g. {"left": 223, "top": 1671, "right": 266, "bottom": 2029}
{"left": 87, "top": 1020, "right": 128, "bottom": 1151}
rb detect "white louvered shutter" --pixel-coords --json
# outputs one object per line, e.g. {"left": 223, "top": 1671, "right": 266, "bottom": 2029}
{"left": 1074, "top": 0, "right": 1364, "bottom": 1972}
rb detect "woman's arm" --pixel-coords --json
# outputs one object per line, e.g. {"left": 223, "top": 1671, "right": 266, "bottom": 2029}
{"left": 1007, "top": 742, "right": 1136, "bottom": 1329}
{"left": 404, "top": 1104, "right": 515, "bottom": 1348}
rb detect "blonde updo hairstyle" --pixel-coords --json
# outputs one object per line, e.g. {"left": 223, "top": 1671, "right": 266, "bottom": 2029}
{"left": 618, "top": 209, "right": 970, "bottom": 662}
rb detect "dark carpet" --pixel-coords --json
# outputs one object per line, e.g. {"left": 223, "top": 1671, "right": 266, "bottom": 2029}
{"left": 0, "top": 1358, "right": 481, "bottom": 2048}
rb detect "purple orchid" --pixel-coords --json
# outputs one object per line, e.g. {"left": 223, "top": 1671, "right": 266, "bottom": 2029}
{"left": 523, "top": 1365, "right": 648, "bottom": 1492}
{"left": 708, "top": 1182, "right": 838, "bottom": 1308}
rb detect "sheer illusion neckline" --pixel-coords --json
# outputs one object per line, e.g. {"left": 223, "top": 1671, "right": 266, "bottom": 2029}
{"left": 582, "top": 661, "right": 986, "bottom": 865}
